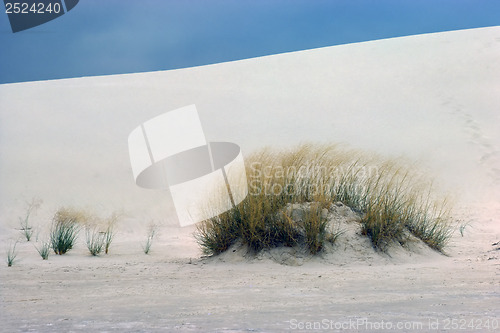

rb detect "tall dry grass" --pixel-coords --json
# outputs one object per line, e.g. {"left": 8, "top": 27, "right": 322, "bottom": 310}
{"left": 196, "top": 143, "right": 453, "bottom": 255}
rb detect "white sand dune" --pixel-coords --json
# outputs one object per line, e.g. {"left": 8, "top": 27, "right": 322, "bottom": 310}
{"left": 1, "top": 27, "right": 499, "bottom": 332}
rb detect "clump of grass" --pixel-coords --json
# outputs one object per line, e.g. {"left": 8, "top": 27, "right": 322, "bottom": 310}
{"left": 360, "top": 196, "right": 408, "bottom": 250}
{"left": 19, "top": 198, "right": 42, "bottom": 241}
{"left": 300, "top": 203, "right": 330, "bottom": 254}
{"left": 405, "top": 199, "right": 454, "bottom": 251}
{"left": 50, "top": 207, "right": 86, "bottom": 255}
{"left": 103, "top": 226, "right": 114, "bottom": 254}
{"left": 81, "top": 211, "right": 119, "bottom": 256}
{"left": 142, "top": 223, "right": 157, "bottom": 254}
{"left": 85, "top": 227, "right": 105, "bottom": 256}
{"left": 196, "top": 150, "right": 339, "bottom": 255}
{"left": 35, "top": 240, "right": 51, "bottom": 260}
{"left": 196, "top": 143, "right": 453, "bottom": 256}
{"left": 458, "top": 221, "right": 470, "bottom": 237}
{"left": 6, "top": 241, "right": 18, "bottom": 267}
{"left": 196, "top": 208, "right": 240, "bottom": 255}
{"left": 103, "top": 213, "right": 118, "bottom": 254}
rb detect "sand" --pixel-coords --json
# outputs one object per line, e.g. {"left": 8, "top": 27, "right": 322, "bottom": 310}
{"left": 0, "top": 210, "right": 498, "bottom": 332}
{"left": 1, "top": 26, "right": 499, "bottom": 332}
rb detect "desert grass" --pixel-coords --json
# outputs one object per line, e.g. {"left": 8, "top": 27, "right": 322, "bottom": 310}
{"left": 50, "top": 207, "right": 87, "bottom": 255}
{"left": 80, "top": 211, "right": 119, "bottom": 256}
{"left": 19, "top": 198, "right": 42, "bottom": 242}
{"left": 104, "top": 225, "right": 114, "bottom": 254}
{"left": 35, "top": 241, "right": 51, "bottom": 260}
{"left": 85, "top": 227, "right": 105, "bottom": 256}
{"left": 196, "top": 143, "right": 453, "bottom": 255}
{"left": 142, "top": 223, "right": 157, "bottom": 254}
{"left": 82, "top": 212, "right": 119, "bottom": 255}
{"left": 6, "top": 241, "right": 18, "bottom": 267}
{"left": 299, "top": 203, "right": 330, "bottom": 254}
{"left": 196, "top": 208, "right": 239, "bottom": 255}
{"left": 458, "top": 221, "right": 471, "bottom": 237}
{"left": 103, "top": 213, "right": 119, "bottom": 254}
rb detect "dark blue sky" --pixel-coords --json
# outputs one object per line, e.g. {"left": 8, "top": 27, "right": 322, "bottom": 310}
{"left": 0, "top": 0, "right": 499, "bottom": 84}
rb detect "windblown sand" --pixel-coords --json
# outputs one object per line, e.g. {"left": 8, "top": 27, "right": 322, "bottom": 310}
{"left": 1, "top": 27, "right": 499, "bottom": 332}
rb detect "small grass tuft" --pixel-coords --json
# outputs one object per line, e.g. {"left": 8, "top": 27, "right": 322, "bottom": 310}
{"left": 103, "top": 213, "right": 119, "bottom": 254}
{"left": 6, "top": 241, "right": 18, "bottom": 267}
{"left": 35, "top": 240, "right": 51, "bottom": 260}
{"left": 85, "top": 227, "right": 105, "bottom": 256}
{"left": 142, "top": 223, "right": 157, "bottom": 254}
{"left": 19, "top": 197, "right": 42, "bottom": 241}
{"left": 50, "top": 207, "right": 85, "bottom": 255}
{"left": 458, "top": 221, "right": 470, "bottom": 237}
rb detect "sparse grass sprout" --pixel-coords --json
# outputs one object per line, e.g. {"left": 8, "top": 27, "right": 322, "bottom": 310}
{"left": 19, "top": 197, "right": 42, "bottom": 241}
{"left": 143, "top": 223, "right": 157, "bottom": 254}
{"left": 35, "top": 240, "right": 50, "bottom": 260}
{"left": 6, "top": 241, "right": 18, "bottom": 267}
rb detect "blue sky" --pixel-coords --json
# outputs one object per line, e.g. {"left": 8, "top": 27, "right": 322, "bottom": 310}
{"left": 0, "top": 0, "right": 499, "bottom": 84}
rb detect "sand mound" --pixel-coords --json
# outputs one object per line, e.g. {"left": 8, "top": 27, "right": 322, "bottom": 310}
{"left": 202, "top": 201, "right": 441, "bottom": 266}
